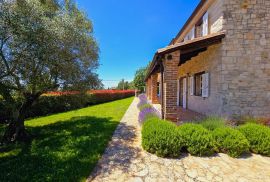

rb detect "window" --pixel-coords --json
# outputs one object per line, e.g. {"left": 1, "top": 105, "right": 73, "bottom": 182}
{"left": 157, "top": 82, "right": 160, "bottom": 96}
{"left": 194, "top": 72, "right": 204, "bottom": 96}
{"left": 195, "top": 11, "right": 208, "bottom": 38}
{"left": 195, "top": 18, "right": 203, "bottom": 38}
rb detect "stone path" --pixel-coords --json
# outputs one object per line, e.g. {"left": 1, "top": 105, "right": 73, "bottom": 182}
{"left": 87, "top": 98, "right": 270, "bottom": 182}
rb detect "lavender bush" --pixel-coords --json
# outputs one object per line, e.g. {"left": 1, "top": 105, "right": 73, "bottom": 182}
{"left": 137, "top": 94, "right": 148, "bottom": 109}
{"left": 138, "top": 107, "right": 161, "bottom": 125}
{"left": 137, "top": 94, "right": 160, "bottom": 125}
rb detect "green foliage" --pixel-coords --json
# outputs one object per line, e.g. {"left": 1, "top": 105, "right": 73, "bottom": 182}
{"left": 117, "top": 79, "right": 132, "bottom": 90}
{"left": 0, "top": 0, "right": 101, "bottom": 139}
{"left": 142, "top": 118, "right": 184, "bottom": 157}
{"left": 0, "top": 97, "right": 134, "bottom": 181}
{"left": 200, "top": 117, "right": 226, "bottom": 131}
{"left": 133, "top": 67, "right": 148, "bottom": 92}
{"left": 212, "top": 127, "right": 249, "bottom": 157}
{"left": 240, "top": 116, "right": 270, "bottom": 126}
{"left": 0, "top": 93, "right": 134, "bottom": 123}
{"left": 178, "top": 124, "right": 215, "bottom": 156}
{"left": 138, "top": 103, "right": 153, "bottom": 111}
{"left": 239, "top": 123, "right": 270, "bottom": 156}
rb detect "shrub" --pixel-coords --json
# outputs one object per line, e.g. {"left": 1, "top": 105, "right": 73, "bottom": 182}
{"left": 138, "top": 107, "right": 160, "bottom": 125}
{"left": 142, "top": 118, "right": 184, "bottom": 157}
{"left": 178, "top": 124, "right": 215, "bottom": 156}
{"left": 212, "top": 127, "right": 249, "bottom": 157}
{"left": 137, "top": 95, "right": 148, "bottom": 109}
{"left": 243, "top": 117, "right": 270, "bottom": 127}
{"left": 200, "top": 117, "right": 226, "bottom": 131}
{"left": 0, "top": 90, "right": 134, "bottom": 122}
{"left": 138, "top": 94, "right": 147, "bottom": 101}
{"left": 239, "top": 123, "right": 270, "bottom": 156}
{"left": 230, "top": 116, "right": 270, "bottom": 127}
{"left": 138, "top": 103, "right": 152, "bottom": 111}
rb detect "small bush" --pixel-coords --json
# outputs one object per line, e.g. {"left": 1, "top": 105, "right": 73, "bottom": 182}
{"left": 178, "top": 124, "right": 215, "bottom": 156}
{"left": 142, "top": 118, "right": 184, "bottom": 157}
{"left": 239, "top": 123, "right": 270, "bottom": 156}
{"left": 138, "top": 107, "right": 160, "bottom": 125}
{"left": 212, "top": 127, "right": 249, "bottom": 157}
{"left": 243, "top": 116, "right": 270, "bottom": 127}
{"left": 200, "top": 117, "right": 226, "bottom": 131}
{"left": 137, "top": 94, "right": 148, "bottom": 108}
{"left": 138, "top": 103, "right": 152, "bottom": 111}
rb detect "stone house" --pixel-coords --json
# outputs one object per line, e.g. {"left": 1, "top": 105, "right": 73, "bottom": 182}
{"left": 145, "top": 0, "right": 270, "bottom": 122}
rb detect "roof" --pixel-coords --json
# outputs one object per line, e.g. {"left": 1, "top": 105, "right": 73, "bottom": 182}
{"left": 145, "top": 32, "right": 225, "bottom": 81}
{"left": 158, "top": 32, "right": 225, "bottom": 55}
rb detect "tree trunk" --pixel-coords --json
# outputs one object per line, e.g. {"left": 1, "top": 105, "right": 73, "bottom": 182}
{"left": 1, "top": 93, "right": 41, "bottom": 144}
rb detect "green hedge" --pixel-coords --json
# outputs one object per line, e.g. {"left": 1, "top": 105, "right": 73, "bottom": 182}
{"left": 141, "top": 117, "right": 270, "bottom": 158}
{"left": 213, "top": 127, "right": 249, "bottom": 157}
{"left": 239, "top": 123, "right": 270, "bottom": 156}
{"left": 0, "top": 92, "right": 134, "bottom": 123}
{"left": 178, "top": 124, "right": 215, "bottom": 156}
{"left": 142, "top": 117, "right": 184, "bottom": 157}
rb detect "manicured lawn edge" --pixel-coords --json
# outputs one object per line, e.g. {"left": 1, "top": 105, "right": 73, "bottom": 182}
{"left": 0, "top": 97, "right": 134, "bottom": 182}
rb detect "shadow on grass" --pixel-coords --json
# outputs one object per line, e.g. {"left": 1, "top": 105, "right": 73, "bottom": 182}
{"left": 0, "top": 116, "right": 120, "bottom": 182}
{"left": 88, "top": 122, "right": 140, "bottom": 181}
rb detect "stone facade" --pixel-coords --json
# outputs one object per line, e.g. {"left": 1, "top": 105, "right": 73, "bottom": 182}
{"left": 146, "top": 0, "right": 270, "bottom": 121}
{"left": 220, "top": 0, "right": 270, "bottom": 118}
{"left": 177, "top": 44, "right": 223, "bottom": 116}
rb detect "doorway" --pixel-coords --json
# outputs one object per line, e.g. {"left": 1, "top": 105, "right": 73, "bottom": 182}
{"left": 178, "top": 77, "right": 187, "bottom": 109}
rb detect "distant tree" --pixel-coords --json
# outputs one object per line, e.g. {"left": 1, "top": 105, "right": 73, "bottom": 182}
{"left": 133, "top": 67, "right": 148, "bottom": 92}
{"left": 128, "top": 81, "right": 135, "bottom": 89}
{"left": 117, "top": 79, "right": 131, "bottom": 90}
{"left": 0, "top": 0, "right": 100, "bottom": 143}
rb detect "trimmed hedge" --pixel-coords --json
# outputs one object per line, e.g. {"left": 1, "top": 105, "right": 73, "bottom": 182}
{"left": 212, "top": 127, "right": 249, "bottom": 157}
{"left": 239, "top": 123, "right": 270, "bottom": 156}
{"left": 0, "top": 91, "right": 134, "bottom": 123}
{"left": 178, "top": 124, "right": 215, "bottom": 156}
{"left": 138, "top": 95, "right": 269, "bottom": 158}
{"left": 142, "top": 117, "right": 184, "bottom": 157}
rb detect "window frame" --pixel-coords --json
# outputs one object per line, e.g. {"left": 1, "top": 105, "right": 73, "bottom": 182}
{"left": 194, "top": 71, "right": 205, "bottom": 97}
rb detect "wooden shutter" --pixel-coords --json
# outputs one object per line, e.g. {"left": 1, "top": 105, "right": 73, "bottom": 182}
{"left": 183, "top": 78, "right": 187, "bottom": 108}
{"left": 190, "top": 76, "right": 194, "bottom": 96}
{"left": 202, "top": 73, "right": 209, "bottom": 98}
{"left": 203, "top": 12, "right": 209, "bottom": 36}
{"left": 191, "top": 26, "right": 195, "bottom": 39}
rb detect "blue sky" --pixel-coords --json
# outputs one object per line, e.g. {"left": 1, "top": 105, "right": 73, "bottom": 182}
{"left": 76, "top": 0, "right": 200, "bottom": 88}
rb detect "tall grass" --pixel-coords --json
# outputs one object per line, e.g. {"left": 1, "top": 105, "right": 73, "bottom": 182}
{"left": 199, "top": 116, "right": 226, "bottom": 131}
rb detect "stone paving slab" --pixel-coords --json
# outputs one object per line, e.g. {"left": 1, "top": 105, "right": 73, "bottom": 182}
{"left": 87, "top": 98, "right": 270, "bottom": 182}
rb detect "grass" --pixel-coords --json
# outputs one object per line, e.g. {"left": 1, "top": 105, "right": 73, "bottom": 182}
{"left": 199, "top": 116, "right": 226, "bottom": 131}
{"left": 0, "top": 97, "right": 134, "bottom": 182}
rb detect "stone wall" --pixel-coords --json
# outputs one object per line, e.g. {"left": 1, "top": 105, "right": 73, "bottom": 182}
{"left": 178, "top": 44, "right": 223, "bottom": 116}
{"left": 221, "top": 0, "right": 270, "bottom": 118}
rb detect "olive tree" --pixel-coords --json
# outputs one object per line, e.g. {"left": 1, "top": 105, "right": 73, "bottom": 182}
{"left": 0, "top": 0, "right": 100, "bottom": 143}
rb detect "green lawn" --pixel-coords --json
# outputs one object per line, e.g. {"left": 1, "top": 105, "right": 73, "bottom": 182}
{"left": 0, "top": 97, "right": 134, "bottom": 182}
